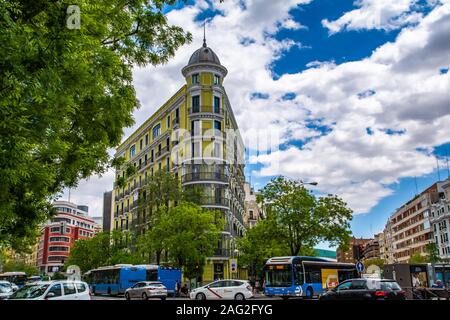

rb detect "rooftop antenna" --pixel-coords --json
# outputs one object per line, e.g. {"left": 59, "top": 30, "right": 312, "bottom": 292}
{"left": 414, "top": 176, "right": 419, "bottom": 196}
{"left": 446, "top": 149, "right": 450, "bottom": 178}
{"left": 436, "top": 156, "right": 441, "bottom": 181}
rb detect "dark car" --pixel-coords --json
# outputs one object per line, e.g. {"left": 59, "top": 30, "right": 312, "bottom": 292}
{"left": 319, "top": 278, "right": 406, "bottom": 300}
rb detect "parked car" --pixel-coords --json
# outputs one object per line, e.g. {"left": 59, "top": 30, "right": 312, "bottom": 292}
{"left": 7, "top": 280, "right": 91, "bottom": 300}
{"left": 190, "top": 280, "right": 253, "bottom": 300}
{"left": 125, "top": 281, "right": 168, "bottom": 300}
{"left": 319, "top": 278, "right": 406, "bottom": 300}
{"left": 0, "top": 281, "right": 16, "bottom": 300}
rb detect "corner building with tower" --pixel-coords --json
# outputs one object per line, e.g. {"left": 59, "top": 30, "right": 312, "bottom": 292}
{"left": 112, "top": 39, "right": 247, "bottom": 282}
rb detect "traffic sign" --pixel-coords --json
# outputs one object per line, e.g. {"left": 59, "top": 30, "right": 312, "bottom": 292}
{"left": 230, "top": 259, "right": 237, "bottom": 273}
{"left": 355, "top": 261, "right": 365, "bottom": 273}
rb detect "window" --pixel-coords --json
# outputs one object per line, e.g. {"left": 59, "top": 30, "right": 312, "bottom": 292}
{"left": 214, "top": 74, "right": 220, "bottom": 85}
{"left": 166, "top": 157, "right": 170, "bottom": 172}
{"left": 49, "top": 246, "right": 69, "bottom": 252}
{"left": 145, "top": 134, "right": 149, "bottom": 146}
{"left": 75, "top": 283, "right": 87, "bottom": 293}
{"left": 191, "top": 120, "right": 201, "bottom": 136}
{"left": 63, "top": 283, "right": 77, "bottom": 295}
{"left": 167, "top": 115, "right": 171, "bottom": 128}
{"left": 214, "top": 120, "right": 221, "bottom": 131}
{"left": 336, "top": 281, "right": 352, "bottom": 291}
{"left": 213, "top": 142, "right": 221, "bottom": 158}
{"left": 214, "top": 96, "right": 220, "bottom": 113}
{"left": 49, "top": 237, "right": 70, "bottom": 242}
{"left": 47, "top": 284, "right": 62, "bottom": 297}
{"left": 130, "top": 145, "right": 136, "bottom": 158}
{"left": 192, "top": 142, "right": 201, "bottom": 157}
{"left": 152, "top": 124, "right": 161, "bottom": 140}
{"left": 50, "top": 227, "right": 60, "bottom": 233}
{"left": 192, "top": 73, "right": 199, "bottom": 84}
{"left": 139, "top": 139, "right": 143, "bottom": 150}
{"left": 192, "top": 96, "right": 200, "bottom": 113}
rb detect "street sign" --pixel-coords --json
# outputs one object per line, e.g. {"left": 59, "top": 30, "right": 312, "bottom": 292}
{"left": 230, "top": 259, "right": 237, "bottom": 273}
{"left": 355, "top": 261, "right": 365, "bottom": 273}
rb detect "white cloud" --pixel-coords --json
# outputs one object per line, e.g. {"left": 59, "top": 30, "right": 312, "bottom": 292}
{"left": 322, "top": 0, "right": 424, "bottom": 34}
{"left": 69, "top": 0, "right": 450, "bottom": 217}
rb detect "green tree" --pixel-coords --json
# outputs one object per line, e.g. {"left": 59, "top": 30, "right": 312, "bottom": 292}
{"left": 137, "top": 202, "right": 223, "bottom": 280}
{"left": 135, "top": 171, "right": 204, "bottom": 263}
{"left": 409, "top": 252, "right": 426, "bottom": 264}
{"left": 66, "top": 231, "right": 141, "bottom": 273}
{"left": 363, "top": 258, "right": 386, "bottom": 269}
{"left": 0, "top": 0, "right": 191, "bottom": 249}
{"left": 257, "top": 176, "right": 353, "bottom": 256}
{"left": 425, "top": 243, "right": 440, "bottom": 263}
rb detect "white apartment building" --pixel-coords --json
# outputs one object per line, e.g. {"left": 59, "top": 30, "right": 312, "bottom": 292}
{"left": 430, "top": 178, "right": 450, "bottom": 260}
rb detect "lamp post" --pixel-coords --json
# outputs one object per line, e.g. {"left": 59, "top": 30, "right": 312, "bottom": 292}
{"left": 298, "top": 179, "right": 318, "bottom": 186}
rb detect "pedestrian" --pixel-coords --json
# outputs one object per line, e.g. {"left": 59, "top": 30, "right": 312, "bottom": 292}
{"left": 255, "top": 279, "right": 260, "bottom": 294}
{"left": 432, "top": 280, "right": 444, "bottom": 288}
{"left": 175, "top": 280, "right": 181, "bottom": 297}
{"left": 249, "top": 277, "right": 256, "bottom": 294}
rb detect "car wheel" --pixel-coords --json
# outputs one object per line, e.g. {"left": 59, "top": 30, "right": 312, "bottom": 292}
{"left": 196, "top": 293, "right": 206, "bottom": 300}
{"left": 142, "top": 292, "right": 148, "bottom": 300}
{"left": 304, "top": 287, "right": 314, "bottom": 299}
{"left": 125, "top": 292, "right": 131, "bottom": 301}
{"left": 234, "top": 293, "right": 245, "bottom": 301}
{"left": 160, "top": 297, "right": 166, "bottom": 301}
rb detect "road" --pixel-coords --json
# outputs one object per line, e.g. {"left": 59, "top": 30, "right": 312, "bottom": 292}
{"left": 91, "top": 294, "right": 296, "bottom": 301}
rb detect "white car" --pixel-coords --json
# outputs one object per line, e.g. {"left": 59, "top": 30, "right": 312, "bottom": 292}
{"left": 190, "top": 280, "right": 253, "bottom": 300}
{"left": 125, "top": 281, "right": 168, "bottom": 300}
{"left": 0, "top": 281, "right": 16, "bottom": 300}
{"left": 8, "top": 280, "right": 91, "bottom": 300}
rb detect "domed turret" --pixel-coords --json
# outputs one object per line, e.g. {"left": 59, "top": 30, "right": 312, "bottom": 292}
{"left": 182, "top": 39, "right": 227, "bottom": 78}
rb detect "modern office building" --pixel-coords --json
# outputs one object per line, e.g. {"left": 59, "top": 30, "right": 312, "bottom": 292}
{"left": 36, "top": 201, "right": 96, "bottom": 274}
{"left": 112, "top": 37, "right": 246, "bottom": 281}
{"left": 102, "top": 190, "right": 113, "bottom": 232}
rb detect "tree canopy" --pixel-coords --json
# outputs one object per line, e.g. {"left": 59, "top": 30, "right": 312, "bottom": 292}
{"left": 239, "top": 176, "right": 353, "bottom": 275}
{"left": 0, "top": 0, "right": 191, "bottom": 249}
{"left": 65, "top": 231, "right": 141, "bottom": 273}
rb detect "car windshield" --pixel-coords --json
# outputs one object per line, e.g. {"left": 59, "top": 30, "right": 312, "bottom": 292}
{"left": 380, "top": 281, "right": 401, "bottom": 291}
{"left": 0, "top": 284, "right": 13, "bottom": 293}
{"left": 9, "top": 284, "right": 49, "bottom": 299}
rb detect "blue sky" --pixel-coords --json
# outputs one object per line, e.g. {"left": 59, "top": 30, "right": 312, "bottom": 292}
{"left": 68, "top": 1, "right": 450, "bottom": 250}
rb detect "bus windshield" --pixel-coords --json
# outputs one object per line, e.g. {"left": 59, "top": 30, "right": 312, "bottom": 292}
{"left": 264, "top": 265, "right": 292, "bottom": 287}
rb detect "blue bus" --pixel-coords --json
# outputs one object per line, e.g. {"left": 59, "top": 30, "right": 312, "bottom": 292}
{"left": 0, "top": 272, "right": 28, "bottom": 288}
{"left": 264, "top": 256, "right": 358, "bottom": 299}
{"left": 86, "top": 264, "right": 181, "bottom": 296}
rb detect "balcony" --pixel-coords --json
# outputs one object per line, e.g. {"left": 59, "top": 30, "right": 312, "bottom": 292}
{"left": 213, "top": 248, "right": 231, "bottom": 257}
{"left": 156, "top": 145, "right": 170, "bottom": 159}
{"left": 181, "top": 172, "right": 228, "bottom": 184}
{"left": 188, "top": 107, "right": 223, "bottom": 115}
{"left": 201, "top": 196, "right": 230, "bottom": 208}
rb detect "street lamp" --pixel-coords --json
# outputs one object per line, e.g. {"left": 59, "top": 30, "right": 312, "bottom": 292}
{"left": 298, "top": 180, "right": 318, "bottom": 186}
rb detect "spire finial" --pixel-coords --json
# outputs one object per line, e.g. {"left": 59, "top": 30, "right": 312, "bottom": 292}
{"left": 203, "top": 19, "right": 207, "bottom": 47}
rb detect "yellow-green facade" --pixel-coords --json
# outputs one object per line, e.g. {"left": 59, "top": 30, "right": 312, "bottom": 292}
{"left": 113, "top": 41, "right": 246, "bottom": 284}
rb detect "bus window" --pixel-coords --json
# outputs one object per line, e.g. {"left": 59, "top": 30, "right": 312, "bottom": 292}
{"left": 146, "top": 269, "right": 158, "bottom": 281}
{"left": 304, "top": 265, "right": 321, "bottom": 284}
{"left": 264, "top": 265, "right": 292, "bottom": 287}
{"left": 294, "top": 265, "right": 304, "bottom": 285}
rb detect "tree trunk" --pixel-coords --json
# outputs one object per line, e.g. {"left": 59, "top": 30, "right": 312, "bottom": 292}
{"left": 156, "top": 250, "right": 161, "bottom": 265}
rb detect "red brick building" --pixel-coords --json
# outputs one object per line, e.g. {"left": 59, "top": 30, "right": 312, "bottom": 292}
{"left": 37, "top": 201, "right": 96, "bottom": 274}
